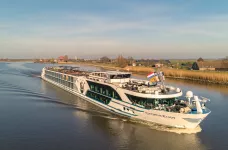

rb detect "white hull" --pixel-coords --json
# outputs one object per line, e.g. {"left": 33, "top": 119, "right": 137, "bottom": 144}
{"left": 41, "top": 69, "right": 210, "bottom": 129}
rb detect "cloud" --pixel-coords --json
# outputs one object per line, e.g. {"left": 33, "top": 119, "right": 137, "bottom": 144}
{"left": 8, "top": 11, "right": 227, "bottom": 40}
{"left": 0, "top": 1, "right": 228, "bottom": 58}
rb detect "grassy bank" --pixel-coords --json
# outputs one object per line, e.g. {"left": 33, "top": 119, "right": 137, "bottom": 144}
{"left": 125, "top": 66, "right": 228, "bottom": 84}
{"left": 0, "top": 59, "right": 34, "bottom": 62}
{"left": 59, "top": 62, "right": 228, "bottom": 85}
{"left": 163, "top": 69, "right": 228, "bottom": 84}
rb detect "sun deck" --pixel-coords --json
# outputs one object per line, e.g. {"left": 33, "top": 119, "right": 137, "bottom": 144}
{"left": 45, "top": 66, "right": 180, "bottom": 95}
{"left": 46, "top": 66, "right": 90, "bottom": 76}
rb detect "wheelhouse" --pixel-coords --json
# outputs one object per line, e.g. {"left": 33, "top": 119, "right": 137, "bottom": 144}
{"left": 89, "top": 71, "right": 131, "bottom": 83}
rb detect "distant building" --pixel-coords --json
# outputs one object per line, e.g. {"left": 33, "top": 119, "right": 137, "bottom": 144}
{"left": 132, "top": 62, "right": 136, "bottom": 67}
{"left": 154, "top": 63, "right": 164, "bottom": 68}
{"left": 58, "top": 56, "right": 64, "bottom": 62}
{"left": 160, "top": 59, "right": 171, "bottom": 67}
{"left": 134, "top": 59, "right": 170, "bottom": 67}
{"left": 192, "top": 58, "right": 228, "bottom": 71}
{"left": 164, "top": 60, "right": 171, "bottom": 64}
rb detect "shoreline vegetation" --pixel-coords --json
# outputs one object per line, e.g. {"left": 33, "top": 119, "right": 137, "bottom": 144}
{"left": 0, "top": 59, "right": 33, "bottom": 62}
{"left": 58, "top": 62, "right": 228, "bottom": 85}
{"left": 1, "top": 60, "right": 228, "bottom": 85}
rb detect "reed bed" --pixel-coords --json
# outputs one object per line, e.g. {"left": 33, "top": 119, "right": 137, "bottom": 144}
{"left": 70, "top": 62, "right": 228, "bottom": 85}
{"left": 125, "top": 66, "right": 154, "bottom": 73}
{"left": 162, "top": 69, "right": 228, "bottom": 84}
{"left": 124, "top": 66, "right": 228, "bottom": 84}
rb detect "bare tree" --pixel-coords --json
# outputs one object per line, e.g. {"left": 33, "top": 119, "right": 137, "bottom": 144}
{"left": 100, "top": 56, "right": 111, "bottom": 63}
{"left": 116, "top": 55, "right": 128, "bottom": 68}
{"left": 127, "top": 56, "right": 134, "bottom": 65}
{"left": 64, "top": 55, "right": 68, "bottom": 62}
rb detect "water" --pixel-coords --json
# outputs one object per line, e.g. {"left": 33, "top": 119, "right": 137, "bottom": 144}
{"left": 0, "top": 62, "right": 227, "bottom": 150}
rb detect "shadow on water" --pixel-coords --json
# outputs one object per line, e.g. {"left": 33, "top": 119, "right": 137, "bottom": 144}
{"left": 73, "top": 109, "right": 206, "bottom": 150}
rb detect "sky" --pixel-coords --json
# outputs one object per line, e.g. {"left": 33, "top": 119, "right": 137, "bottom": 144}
{"left": 0, "top": 0, "right": 228, "bottom": 59}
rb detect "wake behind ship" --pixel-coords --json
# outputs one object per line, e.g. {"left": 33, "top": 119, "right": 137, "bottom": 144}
{"left": 41, "top": 66, "right": 211, "bottom": 129}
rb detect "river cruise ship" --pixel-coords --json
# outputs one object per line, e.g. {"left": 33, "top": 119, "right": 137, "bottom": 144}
{"left": 41, "top": 66, "right": 211, "bottom": 129}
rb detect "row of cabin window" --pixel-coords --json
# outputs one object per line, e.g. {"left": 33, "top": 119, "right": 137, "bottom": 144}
{"left": 110, "top": 74, "right": 131, "bottom": 79}
{"left": 126, "top": 94, "right": 176, "bottom": 107}
{"left": 86, "top": 91, "right": 111, "bottom": 104}
{"left": 45, "top": 74, "right": 74, "bottom": 89}
{"left": 87, "top": 81, "right": 121, "bottom": 100}
{"left": 45, "top": 70, "right": 73, "bottom": 82}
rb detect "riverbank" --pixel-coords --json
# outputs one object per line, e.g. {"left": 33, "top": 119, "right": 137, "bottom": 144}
{"left": 58, "top": 62, "right": 228, "bottom": 85}
{"left": 0, "top": 59, "right": 33, "bottom": 62}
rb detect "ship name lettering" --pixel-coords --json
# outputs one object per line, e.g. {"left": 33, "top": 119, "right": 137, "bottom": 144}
{"left": 145, "top": 112, "right": 175, "bottom": 119}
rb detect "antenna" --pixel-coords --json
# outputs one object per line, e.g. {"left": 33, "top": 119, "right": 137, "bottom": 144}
{"left": 157, "top": 67, "right": 166, "bottom": 92}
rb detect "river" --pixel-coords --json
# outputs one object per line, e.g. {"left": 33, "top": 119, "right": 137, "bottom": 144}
{"left": 0, "top": 62, "right": 227, "bottom": 150}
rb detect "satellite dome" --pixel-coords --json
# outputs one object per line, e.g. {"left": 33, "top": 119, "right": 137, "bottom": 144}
{"left": 186, "top": 91, "right": 193, "bottom": 98}
{"left": 176, "top": 88, "right": 181, "bottom": 93}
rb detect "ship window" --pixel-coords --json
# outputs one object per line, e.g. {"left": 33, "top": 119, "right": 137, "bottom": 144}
{"left": 68, "top": 82, "right": 70, "bottom": 88}
{"left": 86, "top": 91, "right": 111, "bottom": 104}
{"left": 87, "top": 81, "right": 122, "bottom": 101}
{"left": 110, "top": 74, "right": 131, "bottom": 79}
{"left": 106, "top": 89, "right": 110, "bottom": 97}
{"left": 112, "top": 91, "right": 115, "bottom": 97}
{"left": 71, "top": 83, "right": 74, "bottom": 89}
{"left": 102, "top": 88, "right": 106, "bottom": 95}
{"left": 110, "top": 75, "right": 115, "bottom": 79}
{"left": 95, "top": 86, "right": 99, "bottom": 92}
{"left": 90, "top": 85, "right": 94, "bottom": 90}
{"left": 100, "top": 87, "right": 103, "bottom": 94}
{"left": 125, "top": 94, "right": 176, "bottom": 108}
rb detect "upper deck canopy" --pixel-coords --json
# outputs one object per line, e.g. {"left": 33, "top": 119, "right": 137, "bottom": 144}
{"left": 90, "top": 71, "right": 131, "bottom": 79}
